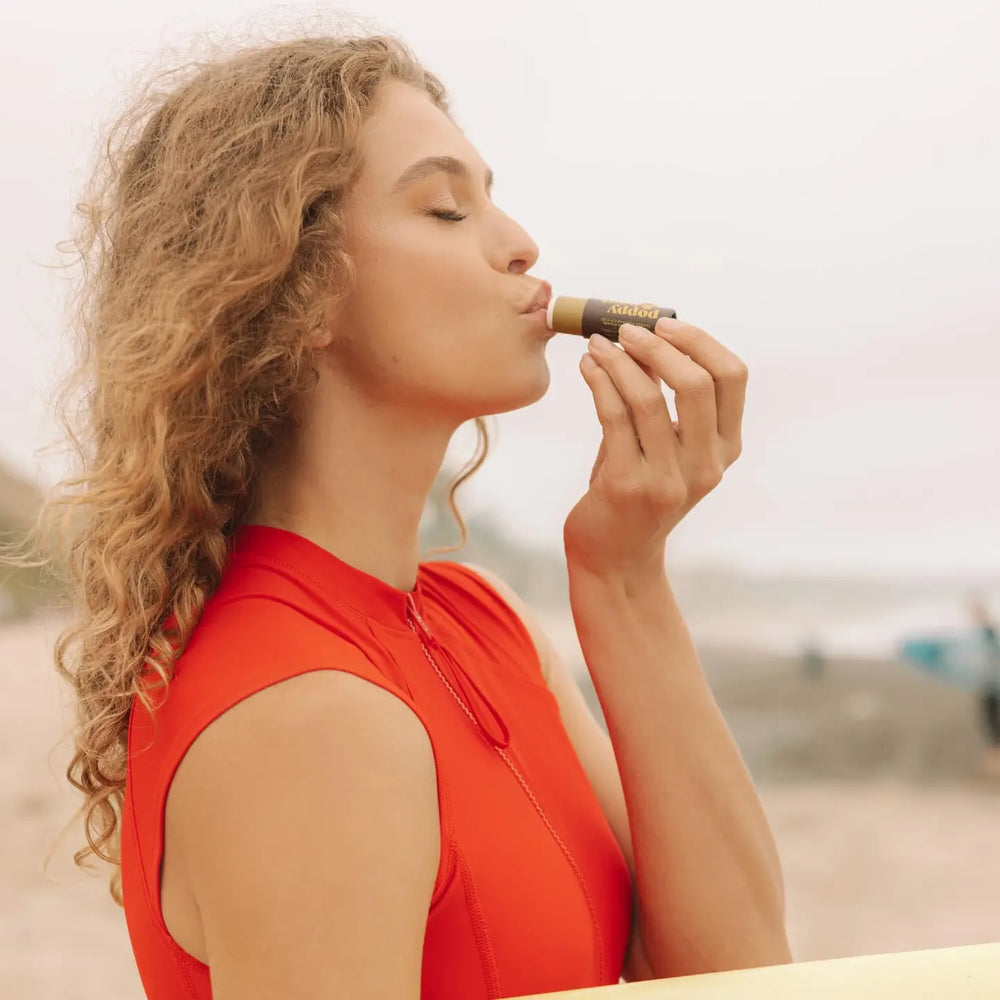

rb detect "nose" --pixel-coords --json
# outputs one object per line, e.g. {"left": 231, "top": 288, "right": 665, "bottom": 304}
{"left": 506, "top": 229, "right": 540, "bottom": 275}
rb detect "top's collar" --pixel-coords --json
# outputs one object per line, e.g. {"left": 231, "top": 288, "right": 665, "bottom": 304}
{"left": 227, "top": 523, "right": 428, "bottom": 631}
{"left": 225, "top": 523, "right": 511, "bottom": 748}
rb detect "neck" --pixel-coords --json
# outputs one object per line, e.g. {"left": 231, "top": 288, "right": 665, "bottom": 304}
{"left": 246, "top": 398, "right": 461, "bottom": 594}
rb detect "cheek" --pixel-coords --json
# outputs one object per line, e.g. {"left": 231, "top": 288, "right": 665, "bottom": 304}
{"left": 338, "top": 322, "right": 460, "bottom": 397}
{"left": 348, "top": 302, "right": 496, "bottom": 380}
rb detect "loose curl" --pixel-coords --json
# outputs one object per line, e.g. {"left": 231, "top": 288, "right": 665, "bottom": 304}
{"left": 0, "top": 20, "right": 491, "bottom": 907}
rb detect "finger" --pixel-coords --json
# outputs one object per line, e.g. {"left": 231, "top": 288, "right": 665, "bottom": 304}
{"left": 633, "top": 357, "right": 681, "bottom": 434}
{"left": 579, "top": 351, "right": 643, "bottom": 477}
{"left": 652, "top": 317, "right": 748, "bottom": 454}
{"left": 635, "top": 356, "right": 662, "bottom": 387}
{"left": 587, "top": 334, "right": 679, "bottom": 471}
{"left": 617, "top": 324, "right": 717, "bottom": 464}
{"left": 634, "top": 358, "right": 679, "bottom": 426}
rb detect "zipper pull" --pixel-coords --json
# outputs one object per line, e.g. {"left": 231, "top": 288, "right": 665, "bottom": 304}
{"left": 406, "top": 592, "right": 433, "bottom": 642}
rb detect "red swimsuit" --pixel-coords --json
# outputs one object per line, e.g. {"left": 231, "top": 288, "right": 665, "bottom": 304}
{"left": 121, "top": 524, "right": 632, "bottom": 998}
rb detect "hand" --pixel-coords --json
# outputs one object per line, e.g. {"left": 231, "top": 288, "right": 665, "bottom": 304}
{"left": 563, "top": 317, "right": 748, "bottom": 580}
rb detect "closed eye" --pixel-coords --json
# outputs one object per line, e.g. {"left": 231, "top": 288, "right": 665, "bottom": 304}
{"left": 425, "top": 208, "right": 468, "bottom": 222}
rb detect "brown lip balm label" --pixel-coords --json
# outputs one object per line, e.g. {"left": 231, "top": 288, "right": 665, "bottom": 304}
{"left": 582, "top": 299, "right": 677, "bottom": 341}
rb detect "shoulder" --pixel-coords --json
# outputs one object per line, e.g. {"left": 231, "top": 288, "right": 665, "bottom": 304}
{"left": 173, "top": 669, "right": 436, "bottom": 829}
{"left": 170, "top": 668, "right": 440, "bottom": 988}
{"left": 451, "top": 561, "right": 555, "bottom": 685}
{"left": 453, "top": 561, "right": 523, "bottom": 608}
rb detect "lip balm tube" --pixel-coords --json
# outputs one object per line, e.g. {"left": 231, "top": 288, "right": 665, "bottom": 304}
{"left": 546, "top": 296, "right": 678, "bottom": 343}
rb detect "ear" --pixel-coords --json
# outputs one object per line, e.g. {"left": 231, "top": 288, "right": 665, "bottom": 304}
{"left": 305, "top": 319, "right": 335, "bottom": 351}
{"left": 307, "top": 295, "right": 348, "bottom": 351}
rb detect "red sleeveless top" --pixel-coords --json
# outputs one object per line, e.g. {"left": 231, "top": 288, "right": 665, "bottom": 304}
{"left": 121, "top": 524, "right": 632, "bottom": 999}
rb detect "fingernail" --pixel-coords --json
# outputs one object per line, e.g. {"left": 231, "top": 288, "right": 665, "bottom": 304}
{"left": 588, "top": 334, "right": 614, "bottom": 351}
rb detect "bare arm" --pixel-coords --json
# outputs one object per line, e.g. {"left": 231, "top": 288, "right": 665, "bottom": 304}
{"left": 169, "top": 669, "right": 440, "bottom": 999}
{"left": 566, "top": 565, "right": 791, "bottom": 979}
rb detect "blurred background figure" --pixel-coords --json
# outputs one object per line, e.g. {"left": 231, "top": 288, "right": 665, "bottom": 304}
{"left": 800, "top": 630, "right": 827, "bottom": 679}
{"left": 967, "top": 594, "right": 1000, "bottom": 776}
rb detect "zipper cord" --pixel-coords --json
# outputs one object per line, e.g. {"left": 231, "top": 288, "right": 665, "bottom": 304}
{"left": 404, "top": 594, "right": 606, "bottom": 984}
{"left": 406, "top": 594, "right": 511, "bottom": 749}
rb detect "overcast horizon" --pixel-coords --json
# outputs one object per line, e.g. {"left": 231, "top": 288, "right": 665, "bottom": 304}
{"left": 2, "top": 1, "right": 997, "bottom": 579}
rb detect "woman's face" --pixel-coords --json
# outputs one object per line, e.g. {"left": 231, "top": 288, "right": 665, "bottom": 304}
{"left": 322, "top": 79, "right": 553, "bottom": 423}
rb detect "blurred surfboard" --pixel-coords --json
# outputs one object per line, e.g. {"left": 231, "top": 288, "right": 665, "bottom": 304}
{"left": 898, "top": 631, "right": 1000, "bottom": 690}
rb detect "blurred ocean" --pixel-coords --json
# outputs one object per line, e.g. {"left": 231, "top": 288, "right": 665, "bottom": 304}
{"left": 535, "top": 566, "right": 1000, "bottom": 673}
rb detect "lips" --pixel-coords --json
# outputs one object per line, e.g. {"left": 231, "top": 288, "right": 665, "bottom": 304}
{"left": 522, "top": 281, "right": 553, "bottom": 314}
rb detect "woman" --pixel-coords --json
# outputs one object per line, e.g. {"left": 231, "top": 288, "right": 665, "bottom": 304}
{"left": 7, "top": 28, "right": 790, "bottom": 999}
{"left": 968, "top": 596, "right": 1000, "bottom": 775}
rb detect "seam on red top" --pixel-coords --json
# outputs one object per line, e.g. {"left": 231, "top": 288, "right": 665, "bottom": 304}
{"left": 457, "top": 844, "right": 503, "bottom": 999}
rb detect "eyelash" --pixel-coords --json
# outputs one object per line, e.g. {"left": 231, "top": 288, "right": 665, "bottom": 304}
{"left": 426, "top": 209, "right": 468, "bottom": 222}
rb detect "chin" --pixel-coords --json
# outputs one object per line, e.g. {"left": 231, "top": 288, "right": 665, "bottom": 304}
{"left": 483, "top": 356, "right": 552, "bottom": 416}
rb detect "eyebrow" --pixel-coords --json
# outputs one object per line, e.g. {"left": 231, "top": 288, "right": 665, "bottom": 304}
{"left": 391, "top": 155, "right": 494, "bottom": 196}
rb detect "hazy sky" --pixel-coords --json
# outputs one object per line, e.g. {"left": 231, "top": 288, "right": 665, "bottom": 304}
{"left": 2, "top": 1, "right": 997, "bottom": 577}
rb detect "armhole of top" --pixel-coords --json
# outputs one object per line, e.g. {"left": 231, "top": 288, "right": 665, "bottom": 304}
{"left": 430, "top": 561, "right": 549, "bottom": 689}
{"left": 139, "top": 658, "right": 457, "bottom": 969}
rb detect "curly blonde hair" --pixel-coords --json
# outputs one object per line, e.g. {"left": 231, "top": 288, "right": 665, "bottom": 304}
{"left": 0, "top": 22, "right": 490, "bottom": 907}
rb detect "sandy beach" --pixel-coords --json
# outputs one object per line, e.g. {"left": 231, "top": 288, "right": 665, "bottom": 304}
{"left": 3, "top": 610, "right": 999, "bottom": 997}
